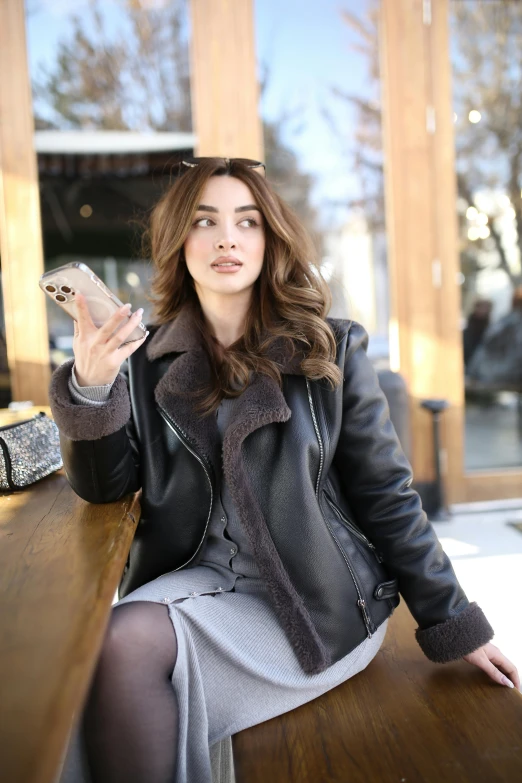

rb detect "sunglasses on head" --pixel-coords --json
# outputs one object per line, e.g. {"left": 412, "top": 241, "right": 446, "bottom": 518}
{"left": 180, "top": 156, "right": 266, "bottom": 174}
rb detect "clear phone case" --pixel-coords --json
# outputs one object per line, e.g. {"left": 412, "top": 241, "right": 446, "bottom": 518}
{"left": 39, "top": 262, "right": 147, "bottom": 345}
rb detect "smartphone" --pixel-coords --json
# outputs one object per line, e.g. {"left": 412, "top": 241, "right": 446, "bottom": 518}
{"left": 39, "top": 262, "right": 147, "bottom": 345}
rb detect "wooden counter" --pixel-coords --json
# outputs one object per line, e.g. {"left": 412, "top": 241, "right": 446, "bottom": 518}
{"left": 0, "top": 467, "right": 140, "bottom": 783}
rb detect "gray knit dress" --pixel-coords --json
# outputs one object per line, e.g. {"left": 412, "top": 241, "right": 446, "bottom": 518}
{"left": 57, "top": 366, "right": 389, "bottom": 783}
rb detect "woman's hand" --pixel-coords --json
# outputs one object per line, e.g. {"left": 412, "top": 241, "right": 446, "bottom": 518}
{"left": 463, "top": 642, "right": 521, "bottom": 691}
{"left": 73, "top": 291, "right": 148, "bottom": 386}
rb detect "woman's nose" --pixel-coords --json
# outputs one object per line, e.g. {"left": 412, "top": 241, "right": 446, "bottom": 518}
{"left": 216, "top": 234, "right": 237, "bottom": 251}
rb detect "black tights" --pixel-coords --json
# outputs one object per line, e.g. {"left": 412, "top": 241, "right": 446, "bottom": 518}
{"left": 82, "top": 601, "right": 179, "bottom": 783}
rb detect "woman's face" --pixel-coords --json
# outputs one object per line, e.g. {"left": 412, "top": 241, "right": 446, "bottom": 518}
{"left": 183, "top": 175, "right": 266, "bottom": 304}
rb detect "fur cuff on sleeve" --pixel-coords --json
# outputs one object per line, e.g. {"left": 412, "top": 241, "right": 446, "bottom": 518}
{"left": 415, "top": 602, "right": 494, "bottom": 663}
{"left": 49, "top": 359, "right": 131, "bottom": 441}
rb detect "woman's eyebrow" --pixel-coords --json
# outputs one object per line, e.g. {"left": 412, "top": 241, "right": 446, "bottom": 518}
{"left": 196, "top": 204, "right": 261, "bottom": 213}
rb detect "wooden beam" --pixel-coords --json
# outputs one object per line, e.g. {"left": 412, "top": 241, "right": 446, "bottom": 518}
{"left": 188, "top": 0, "right": 264, "bottom": 160}
{"left": 428, "top": 0, "right": 466, "bottom": 502}
{"left": 462, "top": 471, "right": 522, "bottom": 504}
{"left": 380, "top": 0, "right": 440, "bottom": 484}
{"left": 0, "top": 0, "right": 51, "bottom": 405}
{"left": 380, "top": 0, "right": 466, "bottom": 501}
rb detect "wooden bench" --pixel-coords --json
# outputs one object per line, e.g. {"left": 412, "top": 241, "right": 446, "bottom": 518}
{"left": 1, "top": 421, "right": 521, "bottom": 783}
{"left": 233, "top": 603, "right": 522, "bottom": 782}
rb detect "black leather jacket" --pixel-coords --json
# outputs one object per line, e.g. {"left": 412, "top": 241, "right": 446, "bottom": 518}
{"left": 49, "top": 309, "right": 493, "bottom": 674}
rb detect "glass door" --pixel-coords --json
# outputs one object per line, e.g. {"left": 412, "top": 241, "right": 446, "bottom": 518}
{"left": 451, "top": 0, "right": 522, "bottom": 470}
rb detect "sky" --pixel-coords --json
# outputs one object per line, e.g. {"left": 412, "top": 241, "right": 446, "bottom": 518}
{"left": 25, "top": 0, "right": 377, "bottom": 230}
{"left": 255, "top": 0, "right": 374, "bottom": 228}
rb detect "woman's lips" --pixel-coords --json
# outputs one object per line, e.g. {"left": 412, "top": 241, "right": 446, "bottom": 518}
{"left": 211, "top": 259, "right": 243, "bottom": 272}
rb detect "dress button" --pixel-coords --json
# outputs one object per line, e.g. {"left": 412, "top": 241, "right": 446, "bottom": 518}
{"left": 216, "top": 587, "right": 224, "bottom": 592}
{"left": 161, "top": 597, "right": 170, "bottom": 603}
{"left": 221, "top": 516, "right": 226, "bottom": 523}
{"left": 189, "top": 591, "right": 197, "bottom": 597}
{"left": 230, "top": 547, "right": 237, "bottom": 555}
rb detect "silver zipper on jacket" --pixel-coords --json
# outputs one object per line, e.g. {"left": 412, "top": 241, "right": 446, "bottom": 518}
{"left": 324, "top": 491, "right": 383, "bottom": 563}
{"left": 306, "top": 378, "right": 324, "bottom": 496}
{"left": 157, "top": 405, "right": 213, "bottom": 571}
{"left": 306, "top": 378, "right": 373, "bottom": 638}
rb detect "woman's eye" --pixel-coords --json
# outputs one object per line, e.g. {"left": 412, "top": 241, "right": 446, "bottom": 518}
{"left": 193, "top": 217, "right": 259, "bottom": 228}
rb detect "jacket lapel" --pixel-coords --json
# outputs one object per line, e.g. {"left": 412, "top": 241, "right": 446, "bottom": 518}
{"left": 145, "top": 303, "right": 303, "bottom": 478}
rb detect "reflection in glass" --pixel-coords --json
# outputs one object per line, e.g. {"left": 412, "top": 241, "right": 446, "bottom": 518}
{"left": 451, "top": 0, "right": 522, "bottom": 470}
{"left": 25, "top": 0, "right": 193, "bottom": 375}
{"left": 255, "top": 0, "right": 389, "bottom": 366}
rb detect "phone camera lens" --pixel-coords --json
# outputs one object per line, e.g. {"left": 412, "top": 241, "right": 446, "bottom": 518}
{"left": 60, "top": 286, "right": 72, "bottom": 294}
{"left": 55, "top": 294, "right": 67, "bottom": 302}
{"left": 45, "top": 285, "right": 57, "bottom": 293}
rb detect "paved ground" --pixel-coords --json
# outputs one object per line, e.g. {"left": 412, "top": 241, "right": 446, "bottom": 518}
{"left": 432, "top": 499, "right": 522, "bottom": 680}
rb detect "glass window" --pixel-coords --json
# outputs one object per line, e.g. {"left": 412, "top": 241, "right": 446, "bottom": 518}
{"left": 24, "top": 0, "right": 194, "bottom": 370}
{"left": 451, "top": 0, "right": 522, "bottom": 470}
{"left": 255, "top": 0, "right": 390, "bottom": 367}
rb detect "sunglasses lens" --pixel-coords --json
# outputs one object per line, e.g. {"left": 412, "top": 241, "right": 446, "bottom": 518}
{"left": 233, "top": 158, "right": 265, "bottom": 169}
{"left": 179, "top": 157, "right": 266, "bottom": 174}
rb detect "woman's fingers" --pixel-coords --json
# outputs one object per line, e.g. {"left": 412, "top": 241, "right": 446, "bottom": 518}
{"left": 483, "top": 658, "right": 515, "bottom": 688}
{"left": 95, "top": 301, "right": 133, "bottom": 341}
{"left": 72, "top": 291, "right": 147, "bottom": 385}
{"left": 117, "top": 330, "right": 150, "bottom": 361}
{"left": 463, "top": 643, "right": 521, "bottom": 691}
{"left": 488, "top": 647, "right": 521, "bottom": 690}
{"left": 73, "top": 292, "right": 95, "bottom": 334}
{"left": 74, "top": 291, "right": 135, "bottom": 344}
{"left": 105, "top": 307, "right": 144, "bottom": 349}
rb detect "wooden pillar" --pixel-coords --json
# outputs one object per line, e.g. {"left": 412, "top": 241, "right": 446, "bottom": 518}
{"left": 0, "top": 0, "right": 51, "bottom": 405}
{"left": 189, "top": 0, "right": 264, "bottom": 160}
{"left": 428, "top": 0, "right": 466, "bottom": 502}
{"left": 380, "top": 0, "right": 464, "bottom": 500}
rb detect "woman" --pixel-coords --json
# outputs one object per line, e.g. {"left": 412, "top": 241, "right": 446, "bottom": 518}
{"left": 49, "top": 157, "right": 519, "bottom": 783}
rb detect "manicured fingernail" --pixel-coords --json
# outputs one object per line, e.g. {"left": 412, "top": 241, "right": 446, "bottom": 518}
{"left": 136, "top": 308, "right": 144, "bottom": 317}
{"left": 121, "top": 303, "right": 131, "bottom": 313}
{"left": 502, "top": 676, "right": 514, "bottom": 688}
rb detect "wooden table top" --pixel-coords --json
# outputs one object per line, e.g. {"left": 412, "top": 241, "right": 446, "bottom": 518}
{"left": 233, "top": 600, "right": 522, "bottom": 783}
{"left": 0, "top": 404, "right": 53, "bottom": 427}
{"left": 0, "top": 468, "right": 140, "bottom": 783}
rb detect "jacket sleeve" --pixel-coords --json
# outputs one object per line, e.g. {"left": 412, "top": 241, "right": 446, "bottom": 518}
{"left": 49, "top": 358, "right": 141, "bottom": 504}
{"left": 332, "top": 321, "right": 494, "bottom": 663}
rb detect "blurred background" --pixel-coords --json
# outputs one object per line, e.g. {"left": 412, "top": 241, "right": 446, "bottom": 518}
{"left": 1, "top": 0, "right": 522, "bottom": 506}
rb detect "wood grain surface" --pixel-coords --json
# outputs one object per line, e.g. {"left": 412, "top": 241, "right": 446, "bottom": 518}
{"left": 233, "top": 600, "right": 522, "bottom": 783}
{"left": 0, "top": 468, "right": 140, "bottom": 783}
{"left": 189, "top": 0, "right": 263, "bottom": 160}
{"left": 0, "top": 405, "right": 53, "bottom": 427}
{"left": 0, "top": 0, "right": 52, "bottom": 406}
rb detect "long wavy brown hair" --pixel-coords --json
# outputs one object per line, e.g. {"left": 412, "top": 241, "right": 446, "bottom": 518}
{"left": 141, "top": 157, "right": 344, "bottom": 416}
